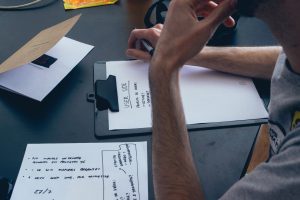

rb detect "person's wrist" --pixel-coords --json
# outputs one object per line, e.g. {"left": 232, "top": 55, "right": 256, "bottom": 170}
{"left": 150, "top": 52, "right": 179, "bottom": 74}
{"left": 187, "top": 46, "right": 212, "bottom": 66}
{"left": 149, "top": 53, "right": 180, "bottom": 86}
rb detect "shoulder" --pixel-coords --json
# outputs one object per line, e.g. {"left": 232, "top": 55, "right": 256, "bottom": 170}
{"left": 220, "top": 128, "right": 300, "bottom": 200}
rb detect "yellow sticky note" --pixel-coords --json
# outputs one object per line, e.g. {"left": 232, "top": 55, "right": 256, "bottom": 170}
{"left": 291, "top": 111, "right": 300, "bottom": 130}
{"left": 64, "top": 0, "right": 118, "bottom": 10}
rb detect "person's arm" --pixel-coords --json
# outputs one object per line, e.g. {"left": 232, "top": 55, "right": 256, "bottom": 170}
{"left": 127, "top": 29, "right": 281, "bottom": 80}
{"left": 127, "top": 25, "right": 280, "bottom": 80}
{"left": 150, "top": 58, "right": 204, "bottom": 200}
{"left": 149, "top": 0, "right": 236, "bottom": 199}
{"left": 189, "top": 46, "right": 281, "bottom": 80}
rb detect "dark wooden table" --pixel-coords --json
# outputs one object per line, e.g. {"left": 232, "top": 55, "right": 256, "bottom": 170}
{"left": 0, "top": 0, "right": 276, "bottom": 199}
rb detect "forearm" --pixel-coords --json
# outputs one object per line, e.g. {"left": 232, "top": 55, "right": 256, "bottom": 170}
{"left": 189, "top": 46, "right": 281, "bottom": 80}
{"left": 150, "top": 57, "right": 204, "bottom": 200}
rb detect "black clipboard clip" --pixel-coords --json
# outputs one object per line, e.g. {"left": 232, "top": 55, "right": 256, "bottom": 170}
{"left": 87, "top": 75, "right": 119, "bottom": 112}
{"left": 89, "top": 61, "right": 151, "bottom": 139}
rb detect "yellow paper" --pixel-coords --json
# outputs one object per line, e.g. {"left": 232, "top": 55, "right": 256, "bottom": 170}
{"left": 64, "top": 0, "right": 118, "bottom": 10}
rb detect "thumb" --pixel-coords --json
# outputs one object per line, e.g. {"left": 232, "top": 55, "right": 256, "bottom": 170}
{"left": 204, "top": 0, "right": 236, "bottom": 28}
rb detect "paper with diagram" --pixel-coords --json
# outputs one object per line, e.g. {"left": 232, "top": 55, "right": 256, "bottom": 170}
{"left": 10, "top": 142, "right": 148, "bottom": 200}
{"left": 107, "top": 60, "right": 269, "bottom": 130}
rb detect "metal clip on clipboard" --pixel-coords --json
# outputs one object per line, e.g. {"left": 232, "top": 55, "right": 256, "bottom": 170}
{"left": 86, "top": 64, "right": 123, "bottom": 138}
{"left": 87, "top": 75, "right": 119, "bottom": 112}
{"left": 87, "top": 61, "right": 151, "bottom": 139}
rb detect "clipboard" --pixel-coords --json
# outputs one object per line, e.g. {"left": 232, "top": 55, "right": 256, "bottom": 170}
{"left": 88, "top": 61, "right": 268, "bottom": 139}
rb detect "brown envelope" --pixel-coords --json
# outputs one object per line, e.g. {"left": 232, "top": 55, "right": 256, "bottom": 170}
{"left": 0, "top": 14, "right": 81, "bottom": 74}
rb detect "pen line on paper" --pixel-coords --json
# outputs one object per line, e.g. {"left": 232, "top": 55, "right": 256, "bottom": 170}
{"left": 128, "top": 81, "right": 133, "bottom": 109}
{"left": 135, "top": 144, "right": 141, "bottom": 199}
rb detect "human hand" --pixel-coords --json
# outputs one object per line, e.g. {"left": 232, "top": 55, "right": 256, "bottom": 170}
{"left": 126, "top": 24, "right": 163, "bottom": 61}
{"left": 151, "top": 0, "right": 236, "bottom": 72}
{"left": 196, "top": 0, "right": 235, "bottom": 27}
{"left": 126, "top": 0, "right": 236, "bottom": 62}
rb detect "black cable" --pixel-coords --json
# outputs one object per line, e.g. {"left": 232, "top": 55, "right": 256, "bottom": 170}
{"left": 0, "top": 0, "right": 58, "bottom": 10}
{"left": 0, "top": 0, "right": 42, "bottom": 9}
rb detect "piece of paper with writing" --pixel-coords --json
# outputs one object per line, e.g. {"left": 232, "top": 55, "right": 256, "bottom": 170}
{"left": 11, "top": 142, "right": 148, "bottom": 200}
{"left": 107, "top": 60, "right": 268, "bottom": 130}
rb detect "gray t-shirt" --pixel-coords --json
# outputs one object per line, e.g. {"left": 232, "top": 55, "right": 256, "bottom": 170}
{"left": 220, "top": 52, "right": 300, "bottom": 199}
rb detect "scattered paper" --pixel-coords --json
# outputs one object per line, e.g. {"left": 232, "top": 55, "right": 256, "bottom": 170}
{"left": 11, "top": 142, "right": 148, "bottom": 200}
{"left": 107, "top": 60, "right": 269, "bottom": 130}
{"left": 0, "top": 37, "right": 94, "bottom": 101}
{"left": 0, "top": 15, "right": 81, "bottom": 74}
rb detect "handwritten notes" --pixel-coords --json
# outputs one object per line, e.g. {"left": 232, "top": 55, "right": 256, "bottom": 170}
{"left": 106, "top": 60, "right": 268, "bottom": 130}
{"left": 120, "top": 81, "right": 151, "bottom": 110}
{"left": 11, "top": 142, "right": 148, "bottom": 200}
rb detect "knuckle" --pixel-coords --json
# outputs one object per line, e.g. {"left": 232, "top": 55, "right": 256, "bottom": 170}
{"left": 131, "top": 28, "right": 140, "bottom": 35}
{"left": 148, "top": 28, "right": 158, "bottom": 37}
{"left": 154, "top": 23, "right": 163, "bottom": 29}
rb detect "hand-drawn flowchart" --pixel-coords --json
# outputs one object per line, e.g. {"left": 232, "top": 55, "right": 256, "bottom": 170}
{"left": 102, "top": 144, "right": 141, "bottom": 200}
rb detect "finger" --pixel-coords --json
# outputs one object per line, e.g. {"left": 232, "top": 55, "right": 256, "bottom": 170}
{"left": 128, "top": 28, "right": 160, "bottom": 49}
{"left": 199, "top": 11, "right": 235, "bottom": 27}
{"left": 153, "top": 23, "right": 163, "bottom": 30}
{"left": 126, "top": 49, "right": 151, "bottom": 61}
{"left": 204, "top": 0, "right": 236, "bottom": 27}
{"left": 195, "top": 1, "right": 217, "bottom": 16}
{"left": 196, "top": 1, "right": 235, "bottom": 27}
{"left": 128, "top": 29, "right": 149, "bottom": 49}
{"left": 223, "top": 16, "right": 235, "bottom": 27}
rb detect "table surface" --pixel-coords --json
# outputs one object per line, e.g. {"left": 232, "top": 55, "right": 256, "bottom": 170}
{"left": 0, "top": 0, "right": 277, "bottom": 199}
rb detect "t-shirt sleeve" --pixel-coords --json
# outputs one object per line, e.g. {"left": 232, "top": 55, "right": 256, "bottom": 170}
{"left": 220, "top": 129, "right": 300, "bottom": 200}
